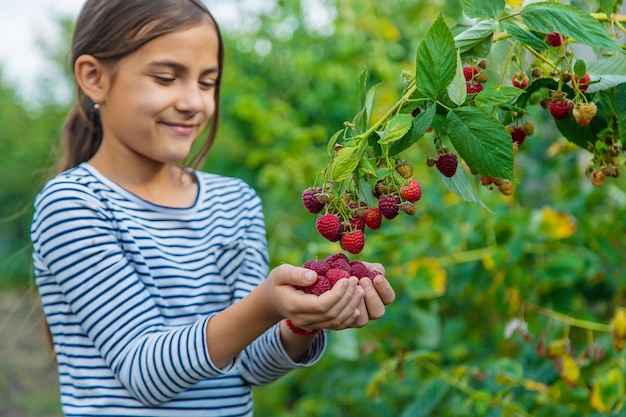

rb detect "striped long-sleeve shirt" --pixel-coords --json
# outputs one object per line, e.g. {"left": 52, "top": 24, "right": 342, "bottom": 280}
{"left": 31, "top": 163, "right": 326, "bottom": 417}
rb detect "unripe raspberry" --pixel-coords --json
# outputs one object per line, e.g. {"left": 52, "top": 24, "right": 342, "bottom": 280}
{"left": 531, "top": 67, "right": 542, "bottom": 78}
{"left": 512, "top": 71, "right": 529, "bottom": 89}
{"left": 395, "top": 161, "right": 414, "bottom": 179}
{"left": 474, "top": 70, "right": 488, "bottom": 83}
{"left": 399, "top": 201, "right": 416, "bottom": 215}
{"left": 498, "top": 180, "right": 514, "bottom": 196}
{"left": 477, "top": 60, "right": 488, "bottom": 70}
{"left": 522, "top": 122, "right": 535, "bottom": 136}
{"left": 590, "top": 170, "right": 606, "bottom": 187}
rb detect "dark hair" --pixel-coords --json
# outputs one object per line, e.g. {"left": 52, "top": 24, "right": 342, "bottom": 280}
{"left": 60, "top": 0, "right": 224, "bottom": 172}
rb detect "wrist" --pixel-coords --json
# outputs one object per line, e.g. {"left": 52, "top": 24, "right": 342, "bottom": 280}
{"left": 285, "top": 319, "right": 322, "bottom": 336}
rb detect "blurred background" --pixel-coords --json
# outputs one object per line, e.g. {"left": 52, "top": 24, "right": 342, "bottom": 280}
{"left": 1, "top": 0, "right": 626, "bottom": 416}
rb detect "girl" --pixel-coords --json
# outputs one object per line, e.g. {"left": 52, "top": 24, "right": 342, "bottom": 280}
{"left": 30, "top": 0, "right": 396, "bottom": 416}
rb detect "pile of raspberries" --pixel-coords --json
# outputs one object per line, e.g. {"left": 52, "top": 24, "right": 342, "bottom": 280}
{"left": 298, "top": 253, "right": 384, "bottom": 295}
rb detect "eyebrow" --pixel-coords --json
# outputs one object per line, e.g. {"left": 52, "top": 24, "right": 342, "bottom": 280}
{"left": 148, "top": 60, "right": 219, "bottom": 76}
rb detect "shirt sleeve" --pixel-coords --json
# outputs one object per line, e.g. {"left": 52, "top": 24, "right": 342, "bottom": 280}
{"left": 31, "top": 181, "right": 233, "bottom": 407}
{"left": 226, "top": 183, "right": 327, "bottom": 385}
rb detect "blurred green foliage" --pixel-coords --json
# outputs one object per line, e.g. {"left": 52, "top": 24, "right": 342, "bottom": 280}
{"left": 1, "top": 0, "right": 626, "bottom": 416}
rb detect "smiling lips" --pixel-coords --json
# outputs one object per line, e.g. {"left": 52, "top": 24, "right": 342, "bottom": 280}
{"left": 161, "top": 121, "right": 197, "bottom": 137}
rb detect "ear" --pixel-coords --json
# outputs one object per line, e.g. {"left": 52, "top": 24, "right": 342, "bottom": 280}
{"left": 75, "top": 54, "right": 110, "bottom": 105}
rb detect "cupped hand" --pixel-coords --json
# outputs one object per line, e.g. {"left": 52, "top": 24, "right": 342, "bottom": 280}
{"left": 263, "top": 264, "right": 365, "bottom": 331}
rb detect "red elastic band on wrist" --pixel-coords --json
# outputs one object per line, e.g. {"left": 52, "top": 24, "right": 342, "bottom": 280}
{"left": 285, "top": 319, "right": 321, "bottom": 336}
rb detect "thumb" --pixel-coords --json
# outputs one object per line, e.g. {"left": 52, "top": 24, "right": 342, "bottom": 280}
{"left": 273, "top": 264, "right": 317, "bottom": 287}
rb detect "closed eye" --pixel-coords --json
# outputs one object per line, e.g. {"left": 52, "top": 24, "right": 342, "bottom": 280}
{"left": 153, "top": 75, "right": 175, "bottom": 84}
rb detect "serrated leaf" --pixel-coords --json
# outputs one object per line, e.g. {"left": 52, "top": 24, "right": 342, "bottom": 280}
{"left": 448, "top": 48, "right": 468, "bottom": 106}
{"left": 446, "top": 107, "right": 514, "bottom": 179}
{"left": 378, "top": 113, "right": 414, "bottom": 145}
{"left": 358, "top": 177, "right": 377, "bottom": 208}
{"left": 474, "top": 85, "right": 525, "bottom": 107}
{"left": 440, "top": 164, "right": 490, "bottom": 210}
{"left": 454, "top": 20, "right": 497, "bottom": 55}
{"left": 461, "top": 0, "right": 505, "bottom": 19}
{"left": 416, "top": 14, "right": 457, "bottom": 100}
{"left": 501, "top": 21, "right": 549, "bottom": 51}
{"left": 522, "top": 2, "right": 621, "bottom": 51}
{"left": 330, "top": 146, "right": 359, "bottom": 182}
{"left": 389, "top": 104, "right": 436, "bottom": 156}
{"left": 326, "top": 128, "right": 345, "bottom": 158}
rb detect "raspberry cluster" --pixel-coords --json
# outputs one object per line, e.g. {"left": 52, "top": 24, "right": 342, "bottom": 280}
{"left": 302, "top": 161, "right": 422, "bottom": 254}
{"left": 298, "top": 253, "right": 383, "bottom": 296}
{"left": 463, "top": 61, "right": 488, "bottom": 94}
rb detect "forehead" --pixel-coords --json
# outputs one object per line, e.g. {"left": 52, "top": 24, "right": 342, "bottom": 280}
{"left": 125, "top": 21, "right": 220, "bottom": 70}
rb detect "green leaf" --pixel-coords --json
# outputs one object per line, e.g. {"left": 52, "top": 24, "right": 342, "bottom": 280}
{"left": 326, "top": 128, "right": 345, "bottom": 158}
{"left": 440, "top": 164, "right": 490, "bottom": 210}
{"left": 521, "top": 2, "right": 621, "bottom": 51}
{"left": 356, "top": 157, "right": 377, "bottom": 178}
{"left": 574, "top": 60, "right": 587, "bottom": 78}
{"left": 599, "top": 0, "right": 617, "bottom": 19}
{"left": 501, "top": 21, "right": 549, "bottom": 51}
{"left": 448, "top": 48, "right": 468, "bottom": 106}
{"left": 378, "top": 113, "right": 414, "bottom": 145}
{"left": 401, "top": 378, "right": 450, "bottom": 417}
{"left": 614, "top": 83, "right": 626, "bottom": 146}
{"left": 416, "top": 14, "right": 457, "bottom": 100}
{"left": 461, "top": 0, "right": 505, "bottom": 19}
{"left": 446, "top": 107, "right": 514, "bottom": 179}
{"left": 389, "top": 104, "right": 436, "bottom": 156}
{"left": 454, "top": 20, "right": 497, "bottom": 55}
{"left": 330, "top": 146, "right": 359, "bottom": 182}
{"left": 474, "top": 85, "right": 525, "bottom": 107}
{"left": 352, "top": 68, "right": 369, "bottom": 134}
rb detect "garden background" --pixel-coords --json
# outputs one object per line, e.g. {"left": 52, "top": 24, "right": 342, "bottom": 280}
{"left": 1, "top": 0, "right": 626, "bottom": 416}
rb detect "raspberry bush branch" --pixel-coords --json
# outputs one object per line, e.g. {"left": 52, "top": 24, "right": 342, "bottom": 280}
{"left": 302, "top": 0, "right": 626, "bottom": 255}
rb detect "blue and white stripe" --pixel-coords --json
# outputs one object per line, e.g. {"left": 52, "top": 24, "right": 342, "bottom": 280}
{"left": 31, "top": 163, "right": 326, "bottom": 416}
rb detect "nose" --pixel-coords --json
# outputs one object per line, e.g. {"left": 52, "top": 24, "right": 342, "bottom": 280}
{"left": 175, "top": 82, "right": 206, "bottom": 115}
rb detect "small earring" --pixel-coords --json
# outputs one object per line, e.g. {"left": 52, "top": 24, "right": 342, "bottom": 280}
{"left": 94, "top": 103, "right": 100, "bottom": 110}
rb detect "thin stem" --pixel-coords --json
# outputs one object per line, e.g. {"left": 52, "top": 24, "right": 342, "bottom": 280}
{"left": 521, "top": 300, "right": 611, "bottom": 333}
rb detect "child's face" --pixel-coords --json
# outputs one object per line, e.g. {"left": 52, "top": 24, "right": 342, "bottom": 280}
{"left": 99, "top": 20, "right": 219, "bottom": 165}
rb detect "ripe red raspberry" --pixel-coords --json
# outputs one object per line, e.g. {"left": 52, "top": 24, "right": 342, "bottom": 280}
{"left": 308, "top": 276, "right": 332, "bottom": 296}
{"left": 349, "top": 260, "right": 370, "bottom": 278}
{"left": 466, "top": 80, "right": 483, "bottom": 94}
{"left": 349, "top": 216, "right": 366, "bottom": 232}
{"left": 548, "top": 91, "right": 572, "bottom": 120}
{"left": 302, "top": 259, "right": 331, "bottom": 276}
{"left": 326, "top": 253, "right": 349, "bottom": 264}
{"left": 340, "top": 230, "right": 365, "bottom": 254}
{"left": 367, "top": 269, "right": 384, "bottom": 280}
{"left": 400, "top": 179, "right": 422, "bottom": 202}
{"left": 301, "top": 187, "right": 325, "bottom": 214}
{"left": 326, "top": 268, "right": 350, "bottom": 286}
{"left": 546, "top": 32, "right": 566, "bottom": 47}
{"left": 512, "top": 71, "right": 529, "bottom": 89}
{"left": 435, "top": 153, "right": 458, "bottom": 177}
{"left": 362, "top": 207, "right": 382, "bottom": 230}
{"left": 572, "top": 73, "right": 591, "bottom": 93}
{"left": 315, "top": 213, "right": 342, "bottom": 242}
{"left": 378, "top": 195, "right": 401, "bottom": 220}
{"left": 463, "top": 65, "right": 479, "bottom": 81}
{"left": 508, "top": 126, "right": 527, "bottom": 146}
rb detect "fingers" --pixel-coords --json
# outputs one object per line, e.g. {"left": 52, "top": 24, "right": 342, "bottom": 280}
{"left": 371, "top": 275, "right": 396, "bottom": 305}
